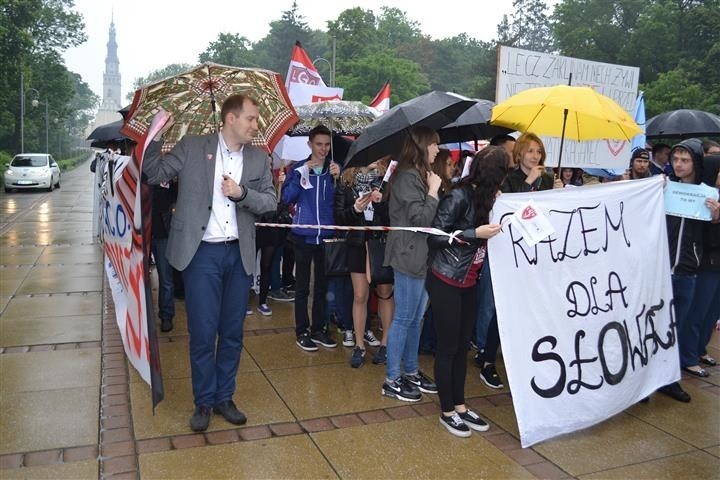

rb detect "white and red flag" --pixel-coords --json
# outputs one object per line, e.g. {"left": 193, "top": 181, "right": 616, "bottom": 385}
{"left": 369, "top": 81, "right": 391, "bottom": 114}
{"left": 285, "top": 41, "right": 343, "bottom": 105}
{"left": 286, "top": 41, "right": 326, "bottom": 89}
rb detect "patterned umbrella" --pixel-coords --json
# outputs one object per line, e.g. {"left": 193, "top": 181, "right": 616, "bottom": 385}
{"left": 287, "top": 100, "right": 379, "bottom": 136}
{"left": 121, "top": 62, "right": 298, "bottom": 152}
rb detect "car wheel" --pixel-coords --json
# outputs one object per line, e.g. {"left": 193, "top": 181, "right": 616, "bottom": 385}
{"left": 55, "top": 177, "right": 61, "bottom": 188}
{"left": 47, "top": 181, "right": 54, "bottom": 192}
{"left": 4, "top": 187, "right": 10, "bottom": 193}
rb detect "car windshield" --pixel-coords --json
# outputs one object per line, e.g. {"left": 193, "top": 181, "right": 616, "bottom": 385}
{"left": 11, "top": 156, "right": 48, "bottom": 167}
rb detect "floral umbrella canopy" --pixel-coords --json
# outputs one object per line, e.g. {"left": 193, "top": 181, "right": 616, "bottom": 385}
{"left": 287, "top": 100, "right": 379, "bottom": 136}
{"left": 121, "top": 62, "right": 298, "bottom": 152}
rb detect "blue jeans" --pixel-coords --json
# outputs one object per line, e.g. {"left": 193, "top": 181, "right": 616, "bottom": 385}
{"left": 386, "top": 270, "right": 428, "bottom": 380}
{"left": 672, "top": 274, "right": 697, "bottom": 368}
{"left": 151, "top": 237, "right": 174, "bottom": 320}
{"left": 474, "top": 260, "right": 494, "bottom": 349}
{"left": 687, "top": 270, "right": 720, "bottom": 359}
{"left": 183, "top": 241, "right": 251, "bottom": 407}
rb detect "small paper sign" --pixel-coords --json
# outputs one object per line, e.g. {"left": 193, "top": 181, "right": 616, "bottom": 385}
{"left": 510, "top": 200, "right": 555, "bottom": 247}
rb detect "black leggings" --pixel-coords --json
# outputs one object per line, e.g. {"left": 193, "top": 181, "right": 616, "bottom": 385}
{"left": 426, "top": 273, "right": 476, "bottom": 413}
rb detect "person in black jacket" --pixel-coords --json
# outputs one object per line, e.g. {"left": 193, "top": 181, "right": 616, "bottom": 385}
{"left": 425, "top": 146, "right": 505, "bottom": 437}
{"left": 151, "top": 181, "right": 177, "bottom": 332}
{"left": 660, "top": 139, "right": 720, "bottom": 400}
{"left": 687, "top": 154, "right": 720, "bottom": 369}
{"left": 501, "top": 133, "right": 562, "bottom": 193}
{"left": 334, "top": 159, "right": 392, "bottom": 368}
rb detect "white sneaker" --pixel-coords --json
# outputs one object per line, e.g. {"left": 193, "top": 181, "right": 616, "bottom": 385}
{"left": 342, "top": 330, "right": 355, "bottom": 347}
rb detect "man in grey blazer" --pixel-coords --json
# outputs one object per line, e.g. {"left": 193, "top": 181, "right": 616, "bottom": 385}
{"left": 143, "top": 93, "right": 277, "bottom": 431}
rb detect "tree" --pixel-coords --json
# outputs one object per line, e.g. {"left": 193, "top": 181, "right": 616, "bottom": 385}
{"left": 127, "top": 63, "right": 193, "bottom": 102}
{"left": 552, "top": 0, "right": 720, "bottom": 112}
{"left": 252, "top": 1, "right": 320, "bottom": 75}
{"left": 198, "top": 33, "right": 258, "bottom": 67}
{"left": 0, "top": 0, "right": 87, "bottom": 154}
{"left": 497, "top": 0, "right": 554, "bottom": 52}
{"left": 336, "top": 48, "right": 430, "bottom": 104}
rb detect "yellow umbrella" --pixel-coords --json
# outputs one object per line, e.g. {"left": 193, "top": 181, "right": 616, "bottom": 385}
{"left": 491, "top": 85, "right": 641, "bottom": 170}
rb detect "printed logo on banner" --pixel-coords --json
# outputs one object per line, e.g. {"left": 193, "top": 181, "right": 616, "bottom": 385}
{"left": 488, "top": 177, "right": 678, "bottom": 447}
{"left": 289, "top": 65, "right": 321, "bottom": 85}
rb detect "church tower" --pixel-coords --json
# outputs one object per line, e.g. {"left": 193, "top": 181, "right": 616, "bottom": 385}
{"left": 94, "top": 13, "right": 123, "bottom": 127}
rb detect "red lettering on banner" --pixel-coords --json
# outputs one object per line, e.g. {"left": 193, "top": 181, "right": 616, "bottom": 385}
{"left": 311, "top": 94, "right": 342, "bottom": 102}
{"left": 289, "top": 65, "right": 320, "bottom": 85}
{"left": 125, "top": 263, "right": 144, "bottom": 357}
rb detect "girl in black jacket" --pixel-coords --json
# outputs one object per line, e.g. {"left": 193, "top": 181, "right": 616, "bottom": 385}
{"left": 426, "top": 146, "right": 505, "bottom": 437}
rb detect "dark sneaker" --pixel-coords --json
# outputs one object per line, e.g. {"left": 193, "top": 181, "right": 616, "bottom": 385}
{"left": 457, "top": 409, "right": 490, "bottom": 432}
{"left": 372, "top": 345, "right": 387, "bottom": 365}
{"left": 160, "top": 317, "right": 173, "bottom": 333}
{"left": 342, "top": 330, "right": 355, "bottom": 347}
{"left": 473, "top": 349, "right": 485, "bottom": 368}
{"left": 363, "top": 330, "right": 381, "bottom": 346}
{"left": 439, "top": 413, "right": 471, "bottom": 438}
{"left": 282, "top": 282, "right": 296, "bottom": 296}
{"left": 213, "top": 400, "right": 247, "bottom": 425}
{"left": 382, "top": 377, "right": 421, "bottom": 402}
{"left": 190, "top": 406, "right": 212, "bottom": 432}
{"left": 658, "top": 382, "right": 691, "bottom": 403}
{"left": 268, "top": 289, "right": 294, "bottom": 302}
{"left": 350, "top": 347, "right": 366, "bottom": 368}
{"left": 257, "top": 303, "right": 272, "bottom": 316}
{"left": 296, "top": 333, "right": 319, "bottom": 352}
{"left": 404, "top": 371, "right": 438, "bottom": 394}
{"left": 480, "top": 364, "right": 504, "bottom": 389}
{"left": 311, "top": 330, "right": 337, "bottom": 348}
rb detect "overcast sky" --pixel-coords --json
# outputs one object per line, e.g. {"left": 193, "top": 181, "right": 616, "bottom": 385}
{"left": 63, "top": 0, "right": 544, "bottom": 102}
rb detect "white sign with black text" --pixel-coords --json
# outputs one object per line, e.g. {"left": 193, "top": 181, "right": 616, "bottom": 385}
{"left": 489, "top": 176, "right": 679, "bottom": 447}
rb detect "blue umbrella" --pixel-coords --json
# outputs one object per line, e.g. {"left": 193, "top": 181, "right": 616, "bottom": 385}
{"left": 631, "top": 91, "right": 646, "bottom": 151}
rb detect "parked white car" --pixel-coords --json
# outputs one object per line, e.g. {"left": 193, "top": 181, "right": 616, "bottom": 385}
{"left": 4, "top": 153, "right": 61, "bottom": 192}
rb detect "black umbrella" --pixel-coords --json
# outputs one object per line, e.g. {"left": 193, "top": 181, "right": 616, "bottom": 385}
{"left": 436, "top": 99, "right": 514, "bottom": 144}
{"left": 646, "top": 109, "right": 720, "bottom": 139}
{"left": 344, "top": 91, "right": 476, "bottom": 168}
{"left": 87, "top": 119, "right": 125, "bottom": 142}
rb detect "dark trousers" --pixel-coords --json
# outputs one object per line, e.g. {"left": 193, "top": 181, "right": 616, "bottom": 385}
{"left": 426, "top": 273, "right": 476, "bottom": 412}
{"left": 151, "top": 237, "right": 174, "bottom": 320}
{"left": 293, "top": 241, "right": 328, "bottom": 336}
{"left": 256, "top": 243, "right": 275, "bottom": 305}
{"left": 182, "top": 241, "right": 251, "bottom": 407}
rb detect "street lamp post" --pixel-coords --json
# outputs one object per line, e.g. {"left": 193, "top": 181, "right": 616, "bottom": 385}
{"left": 20, "top": 72, "right": 40, "bottom": 153}
{"left": 312, "top": 37, "right": 337, "bottom": 87}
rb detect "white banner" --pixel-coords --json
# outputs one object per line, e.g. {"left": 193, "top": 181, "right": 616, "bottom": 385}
{"left": 102, "top": 153, "right": 152, "bottom": 384}
{"left": 496, "top": 46, "right": 639, "bottom": 169}
{"left": 488, "top": 176, "right": 679, "bottom": 447}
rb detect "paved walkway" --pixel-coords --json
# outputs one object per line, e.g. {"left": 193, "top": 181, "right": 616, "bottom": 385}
{"left": 0, "top": 159, "right": 718, "bottom": 479}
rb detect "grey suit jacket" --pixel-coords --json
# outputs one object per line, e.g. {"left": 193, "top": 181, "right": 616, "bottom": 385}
{"left": 143, "top": 134, "right": 277, "bottom": 273}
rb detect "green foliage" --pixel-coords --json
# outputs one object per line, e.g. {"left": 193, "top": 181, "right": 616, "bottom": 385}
{"left": 198, "top": 33, "right": 258, "bottom": 68}
{"left": 498, "top": 0, "right": 554, "bottom": 52}
{"left": 552, "top": 0, "right": 720, "bottom": 117}
{"left": 0, "top": 0, "right": 89, "bottom": 157}
{"left": 127, "top": 63, "right": 194, "bottom": 102}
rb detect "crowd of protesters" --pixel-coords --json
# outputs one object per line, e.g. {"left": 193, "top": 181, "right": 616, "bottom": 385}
{"left": 143, "top": 96, "right": 720, "bottom": 436}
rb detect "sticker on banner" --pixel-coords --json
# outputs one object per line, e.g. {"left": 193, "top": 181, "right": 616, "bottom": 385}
{"left": 510, "top": 200, "right": 555, "bottom": 247}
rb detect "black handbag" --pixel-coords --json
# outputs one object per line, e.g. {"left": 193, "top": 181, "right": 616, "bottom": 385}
{"left": 368, "top": 236, "right": 393, "bottom": 285}
{"left": 323, "top": 237, "right": 349, "bottom": 276}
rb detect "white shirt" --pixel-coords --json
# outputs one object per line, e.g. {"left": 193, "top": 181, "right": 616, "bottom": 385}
{"left": 202, "top": 132, "right": 244, "bottom": 242}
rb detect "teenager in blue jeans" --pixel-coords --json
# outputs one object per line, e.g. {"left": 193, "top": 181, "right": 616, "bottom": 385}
{"left": 381, "top": 126, "right": 441, "bottom": 401}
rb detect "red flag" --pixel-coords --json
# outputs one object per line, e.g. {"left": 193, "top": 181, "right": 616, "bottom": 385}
{"left": 285, "top": 41, "right": 326, "bottom": 89}
{"left": 369, "top": 81, "right": 391, "bottom": 114}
